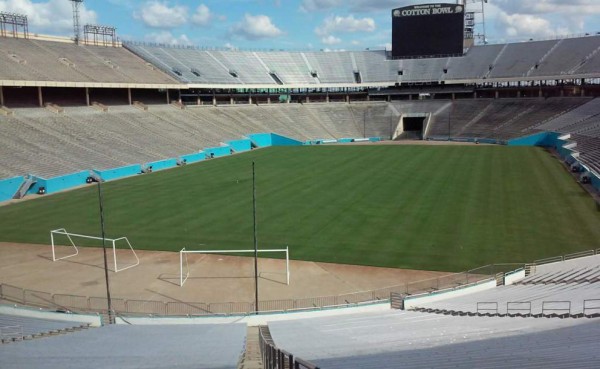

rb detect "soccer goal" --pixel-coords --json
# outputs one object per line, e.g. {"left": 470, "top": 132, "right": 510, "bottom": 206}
{"left": 50, "top": 228, "right": 140, "bottom": 272}
{"left": 179, "top": 247, "right": 290, "bottom": 287}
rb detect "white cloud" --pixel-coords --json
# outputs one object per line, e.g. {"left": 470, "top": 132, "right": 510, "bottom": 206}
{"left": 315, "top": 15, "right": 375, "bottom": 36}
{"left": 321, "top": 35, "right": 341, "bottom": 45}
{"left": 192, "top": 4, "right": 212, "bottom": 27}
{"left": 493, "top": 0, "right": 600, "bottom": 16}
{"left": 223, "top": 42, "right": 237, "bottom": 50}
{"left": 497, "top": 12, "right": 555, "bottom": 38}
{"left": 0, "top": 0, "right": 96, "bottom": 35}
{"left": 300, "top": 0, "right": 342, "bottom": 12}
{"left": 145, "top": 31, "right": 191, "bottom": 46}
{"left": 230, "top": 14, "right": 283, "bottom": 40}
{"left": 135, "top": 1, "right": 187, "bottom": 29}
{"left": 300, "top": 0, "right": 399, "bottom": 12}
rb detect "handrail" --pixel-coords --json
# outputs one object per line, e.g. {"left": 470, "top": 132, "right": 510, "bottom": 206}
{"left": 506, "top": 301, "right": 532, "bottom": 316}
{"left": 542, "top": 301, "right": 571, "bottom": 316}
{"left": 259, "top": 326, "right": 319, "bottom": 369}
{"left": 476, "top": 302, "right": 498, "bottom": 315}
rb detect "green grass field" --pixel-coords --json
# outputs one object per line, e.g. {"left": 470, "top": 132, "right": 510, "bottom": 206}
{"left": 1, "top": 145, "right": 599, "bottom": 272}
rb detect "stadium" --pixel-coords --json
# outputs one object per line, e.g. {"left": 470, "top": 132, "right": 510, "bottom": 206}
{"left": 0, "top": 1, "right": 600, "bottom": 368}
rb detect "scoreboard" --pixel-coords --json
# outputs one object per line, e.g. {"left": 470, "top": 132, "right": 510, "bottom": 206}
{"left": 392, "top": 3, "right": 465, "bottom": 58}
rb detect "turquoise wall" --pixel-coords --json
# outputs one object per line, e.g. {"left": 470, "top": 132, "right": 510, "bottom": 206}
{"left": 180, "top": 152, "right": 205, "bottom": 164}
{"left": 247, "top": 133, "right": 273, "bottom": 147}
{"left": 94, "top": 164, "right": 142, "bottom": 181}
{"left": 507, "top": 132, "right": 551, "bottom": 146}
{"left": 227, "top": 139, "right": 252, "bottom": 153}
{"left": 28, "top": 171, "right": 90, "bottom": 195}
{"left": 0, "top": 176, "right": 24, "bottom": 202}
{"left": 205, "top": 146, "right": 231, "bottom": 158}
{"left": 271, "top": 133, "right": 303, "bottom": 146}
{"left": 146, "top": 158, "right": 178, "bottom": 172}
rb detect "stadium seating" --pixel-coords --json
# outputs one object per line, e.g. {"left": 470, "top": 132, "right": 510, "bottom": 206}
{"left": 0, "top": 323, "right": 246, "bottom": 369}
{"left": 0, "top": 313, "right": 90, "bottom": 343}
{"left": 268, "top": 310, "right": 600, "bottom": 369}
{"left": 123, "top": 36, "right": 600, "bottom": 85}
{"left": 411, "top": 255, "right": 600, "bottom": 317}
{"left": 0, "top": 103, "right": 396, "bottom": 179}
{"left": 0, "top": 38, "right": 175, "bottom": 84}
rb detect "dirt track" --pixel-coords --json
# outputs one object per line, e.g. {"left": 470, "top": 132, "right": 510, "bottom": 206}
{"left": 0, "top": 243, "right": 447, "bottom": 303}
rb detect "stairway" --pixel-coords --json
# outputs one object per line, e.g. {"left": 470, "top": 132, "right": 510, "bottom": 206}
{"left": 238, "top": 326, "right": 263, "bottom": 369}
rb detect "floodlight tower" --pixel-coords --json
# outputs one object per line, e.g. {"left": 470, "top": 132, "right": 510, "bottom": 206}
{"left": 70, "top": 0, "right": 84, "bottom": 44}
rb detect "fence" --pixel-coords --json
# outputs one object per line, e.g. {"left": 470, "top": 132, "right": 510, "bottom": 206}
{"left": 259, "top": 326, "right": 319, "bottom": 369}
{"left": 0, "top": 263, "right": 512, "bottom": 317}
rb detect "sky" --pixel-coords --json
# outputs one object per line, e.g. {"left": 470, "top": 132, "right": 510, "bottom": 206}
{"left": 0, "top": 0, "right": 599, "bottom": 50}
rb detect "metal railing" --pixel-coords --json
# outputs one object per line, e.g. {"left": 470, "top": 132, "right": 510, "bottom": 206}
{"left": 0, "top": 263, "right": 511, "bottom": 317}
{"left": 534, "top": 249, "right": 600, "bottom": 266}
{"left": 259, "top": 326, "right": 319, "bottom": 369}
{"left": 476, "top": 302, "right": 498, "bottom": 315}
{"left": 507, "top": 301, "right": 532, "bottom": 316}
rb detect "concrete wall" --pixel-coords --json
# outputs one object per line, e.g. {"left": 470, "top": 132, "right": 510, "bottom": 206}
{"left": 146, "top": 158, "right": 178, "bottom": 172}
{"left": 0, "top": 304, "right": 102, "bottom": 327}
{"left": 403, "top": 279, "right": 497, "bottom": 310}
{"left": 226, "top": 139, "right": 252, "bottom": 153}
{"left": 507, "top": 132, "right": 552, "bottom": 146}
{"left": 28, "top": 171, "right": 90, "bottom": 195}
{"left": 247, "top": 133, "right": 273, "bottom": 147}
{"left": 505, "top": 269, "right": 526, "bottom": 286}
{"left": 94, "top": 164, "right": 142, "bottom": 182}
{"left": 270, "top": 133, "right": 303, "bottom": 146}
{"left": 204, "top": 146, "right": 231, "bottom": 158}
{"left": 180, "top": 152, "right": 205, "bottom": 164}
{"left": 0, "top": 176, "right": 24, "bottom": 202}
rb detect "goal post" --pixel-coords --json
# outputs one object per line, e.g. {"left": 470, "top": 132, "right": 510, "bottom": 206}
{"left": 180, "top": 247, "right": 290, "bottom": 287}
{"left": 50, "top": 228, "right": 140, "bottom": 272}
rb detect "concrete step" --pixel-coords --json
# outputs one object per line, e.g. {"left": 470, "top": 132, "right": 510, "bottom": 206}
{"left": 238, "top": 326, "right": 263, "bottom": 369}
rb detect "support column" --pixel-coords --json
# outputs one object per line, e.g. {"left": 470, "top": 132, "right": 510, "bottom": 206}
{"left": 387, "top": 95, "right": 391, "bottom": 102}
{"left": 326, "top": 91, "right": 330, "bottom": 103}
{"left": 249, "top": 95, "right": 252, "bottom": 104}
{"left": 409, "top": 94, "right": 413, "bottom": 101}
{"left": 473, "top": 91, "right": 477, "bottom": 99}
{"left": 85, "top": 87, "right": 90, "bottom": 106}
{"left": 37, "top": 86, "right": 43, "bottom": 107}
{"left": 366, "top": 95, "right": 370, "bottom": 102}
{"left": 197, "top": 95, "right": 201, "bottom": 106}
{"left": 346, "top": 94, "right": 350, "bottom": 103}
{"left": 178, "top": 90, "right": 182, "bottom": 103}
{"left": 539, "top": 87, "right": 543, "bottom": 98}
{"left": 166, "top": 89, "right": 170, "bottom": 104}
{"left": 517, "top": 90, "right": 521, "bottom": 98}
{"left": 306, "top": 95, "right": 310, "bottom": 103}
{"left": 230, "top": 96, "right": 234, "bottom": 105}
{"left": 267, "top": 97, "right": 271, "bottom": 104}
{"left": 127, "top": 88, "right": 132, "bottom": 105}
{"left": 451, "top": 93, "right": 455, "bottom": 100}
{"left": 560, "top": 89, "right": 565, "bottom": 97}
{"left": 212, "top": 91, "right": 216, "bottom": 106}
{"left": 495, "top": 90, "right": 499, "bottom": 99}
{"left": 0, "top": 86, "right": 4, "bottom": 106}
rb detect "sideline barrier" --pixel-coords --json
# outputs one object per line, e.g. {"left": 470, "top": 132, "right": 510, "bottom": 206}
{"left": 27, "top": 171, "right": 90, "bottom": 195}
{"left": 0, "top": 263, "right": 516, "bottom": 317}
{"left": 204, "top": 146, "right": 231, "bottom": 158}
{"left": 94, "top": 164, "right": 142, "bottom": 181}
{"left": 0, "top": 176, "right": 24, "bottom": 202}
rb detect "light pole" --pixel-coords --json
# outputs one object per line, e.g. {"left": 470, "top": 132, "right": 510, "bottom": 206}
{"left": 97, "top": 181, "right": 113, "bottom": 324}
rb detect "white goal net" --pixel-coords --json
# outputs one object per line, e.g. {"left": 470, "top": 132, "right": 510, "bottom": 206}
{"left": 179, "top": 247, "right": 290, "bottom": 287}
{"left": 50, "top": 228, "right": 140, "bottom": 272}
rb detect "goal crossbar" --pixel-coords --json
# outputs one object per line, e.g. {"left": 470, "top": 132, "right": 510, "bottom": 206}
{"left": 50, "top": 228, "right": 140, "bottom": 272}
{"left": 180, "top": 247, "right": 289, "bottom": 287}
